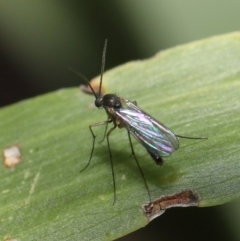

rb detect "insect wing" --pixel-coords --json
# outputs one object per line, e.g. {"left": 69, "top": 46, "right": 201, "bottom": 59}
{"left": 116, "top": 99, "right": 179, "bottom": 157}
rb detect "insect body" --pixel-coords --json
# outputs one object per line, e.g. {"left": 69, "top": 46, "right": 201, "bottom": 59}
{"left": 98, "top": 94, "right": 179, "bottom": 166}
{"left": 71, "top": 40, "right": 206, "bottom": 203}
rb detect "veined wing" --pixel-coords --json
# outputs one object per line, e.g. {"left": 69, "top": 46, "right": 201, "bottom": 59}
{"left": 115, "top": 98, "right": 179, "bottom": 158}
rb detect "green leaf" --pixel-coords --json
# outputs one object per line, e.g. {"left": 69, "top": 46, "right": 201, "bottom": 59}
{"left": 1, "top": 32, "right": 240, "bottom": 240}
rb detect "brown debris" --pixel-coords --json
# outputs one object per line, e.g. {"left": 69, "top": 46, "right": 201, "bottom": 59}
{"left": 142, "top": 190, "right": 200, "bottom": 222}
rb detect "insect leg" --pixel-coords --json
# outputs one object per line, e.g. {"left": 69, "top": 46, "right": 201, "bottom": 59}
{"left": 127, "top": 130, "right": 152, "bottom": 203}
{"left": 176, "top": 134, "right": 207, "bottom": 140}
{"left": 106, "top": 122, "right": 118, "bottom": 204}
{"left": 99, "top": 119, "right": 113, "bottom": 143}
{"left": 80, "top": 120, "right": 111, "bottom": 172}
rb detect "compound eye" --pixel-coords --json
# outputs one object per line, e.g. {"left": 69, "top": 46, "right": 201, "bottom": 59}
{"left": 95, "top": 98, "right": 101, "bottom": 107}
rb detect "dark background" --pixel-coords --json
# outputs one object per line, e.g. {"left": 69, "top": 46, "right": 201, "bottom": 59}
{"left": 1, "top": 1, "right": 240, "bottom": 240}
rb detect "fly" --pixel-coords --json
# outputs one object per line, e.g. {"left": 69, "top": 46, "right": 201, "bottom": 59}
{"left": 70, "top": 40, "right": 207, "bottom": 203}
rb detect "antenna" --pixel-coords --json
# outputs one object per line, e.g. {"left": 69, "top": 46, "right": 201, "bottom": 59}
{"left": 69, "top": 39, "right": 108, "bottom": 100}
{"left": 69, "top": 67, "right": 98, "bottom": 99}
{"left": 98, "top": 39, "right": 108, "bottom": 97}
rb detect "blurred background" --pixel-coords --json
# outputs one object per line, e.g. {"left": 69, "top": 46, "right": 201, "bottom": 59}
{"left": 0, "top": 1, "right": 240, "bottom": 240}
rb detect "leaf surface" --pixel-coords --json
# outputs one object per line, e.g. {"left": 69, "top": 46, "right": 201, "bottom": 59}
{"left": 1, "top": 32, "right": 240, "bottom": 240}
